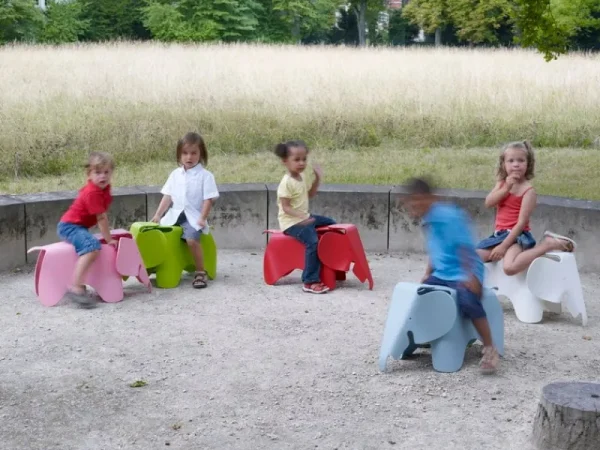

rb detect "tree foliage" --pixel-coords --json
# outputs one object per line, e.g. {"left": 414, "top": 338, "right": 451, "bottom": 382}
{"left": 40, "top": 0, "right": 89, "bottom": 44}
{"left": 0, "top": 0, "right": 44, "bottom": 43}
{"left": 142, "top": 0, "right": 263, "bottom": 42}
{"left": 0, "top": 0, "right": 598, "bottom": 58}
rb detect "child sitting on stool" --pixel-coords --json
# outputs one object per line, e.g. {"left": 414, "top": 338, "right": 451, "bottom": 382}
{"left": 404, "top": 177, "right": 500, "bottom": 374}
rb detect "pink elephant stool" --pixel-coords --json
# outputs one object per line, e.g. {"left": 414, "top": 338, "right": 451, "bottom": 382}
{"left": 27, "top": 230, "right": 151, "bottom": 307}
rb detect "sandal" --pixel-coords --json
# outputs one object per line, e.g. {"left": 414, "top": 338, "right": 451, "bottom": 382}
{"left": 302, "top": 282, "right": 330, "bottom": 294}
{"left": 543, "top": 231, "right": 576, "bottom": 252}
{"left": 66, "top": 288, "right": 96, "bottom": 309}
{"left": 480, "top": 346, "right": 499, "bottom": 374}
{"left": 192, "top": 271, "right": 208, "bottom": 289}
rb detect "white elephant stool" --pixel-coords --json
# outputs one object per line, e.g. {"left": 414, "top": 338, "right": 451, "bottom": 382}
{"left": 484, "top": 252, "right": 587, "bottom": 326}
{"left": 378, "top": 282, "right": 505, "bottom": 373}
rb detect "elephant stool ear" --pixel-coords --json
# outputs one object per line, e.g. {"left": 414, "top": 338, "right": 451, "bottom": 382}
{"left": 409, "top": 288, "right": 457, "bottom": 344}
{"left": 136, "top": 229, "right": 167, "bottom": 269}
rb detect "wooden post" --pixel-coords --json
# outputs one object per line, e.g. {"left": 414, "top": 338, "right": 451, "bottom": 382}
{"left": 532, "top": 381, "right": 600, "bottom": 450}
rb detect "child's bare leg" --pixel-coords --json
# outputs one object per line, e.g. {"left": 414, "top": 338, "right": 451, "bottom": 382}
{"left": 476, "top": 248, "right": 492, "bottom": 262}
{"left": 186, "top": 239, "right": 204, "bottom": 271}
{"left": 472, "top": 318, "right": 493, "bottom": 347}
{"left": 502, "top": 237, "right": 567, "bottom": 276}
{"left": 71, "top": 251, "right": 99, "bottom": 293}
{"left": 187, "top": 239, "right": 207, "bottom": 288}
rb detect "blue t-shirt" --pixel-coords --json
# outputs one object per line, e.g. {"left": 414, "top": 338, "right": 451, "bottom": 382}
{"left": 422, "top": 202, "right": 484, "bottom": 284}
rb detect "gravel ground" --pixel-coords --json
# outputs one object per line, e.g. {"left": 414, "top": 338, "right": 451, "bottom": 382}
{"left": 0, "top": 250, "right": 598, "bottom": 450}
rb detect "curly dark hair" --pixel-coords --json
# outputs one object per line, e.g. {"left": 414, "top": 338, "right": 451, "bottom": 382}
{"left": 274, "top": 140, "right": 308, "bottom": 160}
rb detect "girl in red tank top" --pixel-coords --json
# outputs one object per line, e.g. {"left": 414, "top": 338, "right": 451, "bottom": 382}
{"left": 476, "top": 141, "right": 575, "bottom": 276}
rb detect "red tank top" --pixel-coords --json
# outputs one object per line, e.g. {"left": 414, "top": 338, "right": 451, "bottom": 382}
{"left": 495, "top": 185, "right": 533, "bottom": 231}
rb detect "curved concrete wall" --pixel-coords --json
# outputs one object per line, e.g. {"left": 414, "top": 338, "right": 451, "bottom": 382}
{"left": 1, "top": 183, "right": 599, "bottom": 272}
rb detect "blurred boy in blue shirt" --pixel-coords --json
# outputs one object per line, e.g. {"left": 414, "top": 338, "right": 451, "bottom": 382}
{"left": 404, "top": 177, "right": 499, "bottom": 374}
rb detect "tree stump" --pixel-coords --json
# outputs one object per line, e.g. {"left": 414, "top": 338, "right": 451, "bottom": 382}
{"left": 532, "top": 381, "right": 600, "bottom": 450}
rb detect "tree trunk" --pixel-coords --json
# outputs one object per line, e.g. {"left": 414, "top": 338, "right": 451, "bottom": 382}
{"left": 434, "top": 27, "right": 442, "bottom": 46}
{"left": 355, "top": 0, "right": 367, "bottom": 47}
{"left": 291, "top": 15, "right": 301, "bottom": 44}
{"left": 532, "top": 381, "right": 600, "bottom": 450}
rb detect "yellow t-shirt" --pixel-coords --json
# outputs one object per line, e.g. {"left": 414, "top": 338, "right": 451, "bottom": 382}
{"left": 277, "top": 172, "right": 314, "bottom": 231}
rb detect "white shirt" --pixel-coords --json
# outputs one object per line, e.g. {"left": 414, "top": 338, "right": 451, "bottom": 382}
{"left": 160, "top": 164, "right": 220, "bottom": 233}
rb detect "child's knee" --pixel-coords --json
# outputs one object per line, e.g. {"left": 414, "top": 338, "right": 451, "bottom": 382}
{"left": 502, "top": 262, "right": 519, "bottom": 276}
{"left": 458, "top": 289, "right": 486, "bottom": 320}
{"left": 186, "top": 238, "right": 200, "bottom": 248}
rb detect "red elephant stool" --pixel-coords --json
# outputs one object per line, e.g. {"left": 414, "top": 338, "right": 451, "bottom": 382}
{"left": 27, "top": 230, "right": 151, "bottom": 307}
{"left": 263, "top": 224, "right": 374, "bottom": 291}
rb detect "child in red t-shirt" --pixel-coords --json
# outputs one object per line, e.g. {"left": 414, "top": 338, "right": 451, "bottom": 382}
{"left": 57, "top": 152, "right": 117, "bottom": 308}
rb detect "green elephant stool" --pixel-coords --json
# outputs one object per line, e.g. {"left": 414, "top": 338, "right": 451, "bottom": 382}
{"left": 130, "top": 222, "right": 217, "bottom": 289}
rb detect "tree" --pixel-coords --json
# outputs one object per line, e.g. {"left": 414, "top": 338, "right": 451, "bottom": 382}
{"left": 388, "top": 8, "right": 419, "bottom": 46}
{"left": 552, "top": 0, "right": 600, "bottom": 50}
{"left": 512, "top": 0, "right": 571, "bottom": 60}
{"left": 402, "top": 0, "right": 450, "bottom": 45}
{"left": 0, "top": 0, "right": 44, "bottom": 43}
{"left": 446, "top": 0, "right": 514, "bottom": 46}
{"left": 347, "top": 0, "right": 389, "bottom": 46}
{"left": 80, "top": 0, "right": 149, "bottom": 41}
{"left": 41, "top": 0, "right": 89, "bottom": 44}
{"left": 142, "top": 0, "right": 263, "bottom": 42}
{"left": 266, "top": 0, "right": 337, "bottom": 43}
{"left": 328, "top": 6, "right": 359, "bottom": 45}
{"left": 403, "top": 0, "right": 592, "bottom": 59}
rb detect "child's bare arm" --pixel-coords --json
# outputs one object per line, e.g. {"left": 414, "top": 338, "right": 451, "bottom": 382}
{"left": 198, "top": 199, "right": 213, "bottom": 226}
{"left": 96, "top": 213, "right": 115, "bottom": 244}
{"left": 308, "top": 165, "right": 322, "bottom": 198}
{"left": 420, "top": 259, "right": 433, "bottom": 283}
{"left": 484, "top": 181, "right": 510, "bottom": 208}
{"left": 458, "top": 246, "right": 482, "bottom": 295}
{"left": 151, "top": 195, "right": 172, "bottom": 222}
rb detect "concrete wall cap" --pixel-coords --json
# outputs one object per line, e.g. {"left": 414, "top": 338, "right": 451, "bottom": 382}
{"left": 0, "top": 195, "right": 24, "bottom": 206}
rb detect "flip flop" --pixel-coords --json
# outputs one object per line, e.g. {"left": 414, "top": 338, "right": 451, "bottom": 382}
{"left": 543, "top": 231, "right": 576, "bottom": 252}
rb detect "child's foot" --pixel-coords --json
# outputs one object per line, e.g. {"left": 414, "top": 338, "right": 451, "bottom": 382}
{"left": 66, "top": 287, "right": 96, "bottom": 309}
{"left": 543, "top": 231, "right": 576, "bottom": 252}
{"left": 302, "top": 282, "right": 329, "bottom": 294}
{"left": 192, "top": 271, "right": 207, "bottom": 289}
{"left": 480, "top": 346, "right": 499, "bottom": 374}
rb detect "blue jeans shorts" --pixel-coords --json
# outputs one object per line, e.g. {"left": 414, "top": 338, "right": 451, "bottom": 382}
{"left": 175, "top": 212, "right": 202, "bottom": 241}
{"left": 477, "top": 229, "right": 536, "bottom": 251}
{"left": 422, "top": 275, "right": 487, "bottom": 320}
{"left": 57, "top": 222, "right": 101, "bottom": 256}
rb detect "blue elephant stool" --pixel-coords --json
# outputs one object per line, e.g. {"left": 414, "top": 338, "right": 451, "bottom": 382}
{"left": 378, "top": 282, "right": 504, "bottom": 373}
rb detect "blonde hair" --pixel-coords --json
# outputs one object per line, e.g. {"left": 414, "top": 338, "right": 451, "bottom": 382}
{"left": 85, "top": 152, "right": 115, "bottom": 173}
{"left": 496, "top": 140, "right": 535, "bottom": 181}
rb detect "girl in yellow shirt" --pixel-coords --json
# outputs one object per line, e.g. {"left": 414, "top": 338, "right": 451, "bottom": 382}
{"left": 275, "top": 140, "right": 336, "bottom": 294}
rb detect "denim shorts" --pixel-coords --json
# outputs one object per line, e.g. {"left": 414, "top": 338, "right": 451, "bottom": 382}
{"left": 422, "top": 275, "right": 487, "bottom": 320}
{"left": 57, "top": 222, "right": 101, "bottom": 256}
{"left": 175, "top": 213, "right": 201, "bottom": 241}
{"left": 477, "top": 229, "right": 536, "bottom": 251}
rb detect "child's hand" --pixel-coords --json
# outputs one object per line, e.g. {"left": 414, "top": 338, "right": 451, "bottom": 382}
{"left": 313, "top": 164, "right": 323, "bottom": 180}
{"left": 298, "top": 215, "right": 315, "bottom": 226}
{"left": 150, "top": 215, "right": 160, "bottom": 223}
{"left": 462, "top": 274, "right": 482, "bottom": 296}
{"left": 505, "top": 174, "right": 519, "bottom": 189}
{"left": 197, "top": 217, "right": 207, "bottom": 228}
{"left": 490, "top": 244, "right": 507, "bottom": 261}
{"left": 108, "top": 239, "right": 118, "bottom": 248}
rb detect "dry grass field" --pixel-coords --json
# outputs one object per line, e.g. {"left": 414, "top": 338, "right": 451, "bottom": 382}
{"left": 1, "top": 42, "right": 599, "bottom": 198}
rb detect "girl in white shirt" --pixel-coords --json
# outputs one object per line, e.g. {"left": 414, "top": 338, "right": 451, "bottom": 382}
{"left": 151, "top": 132, "right": 220, "bottom": 289}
